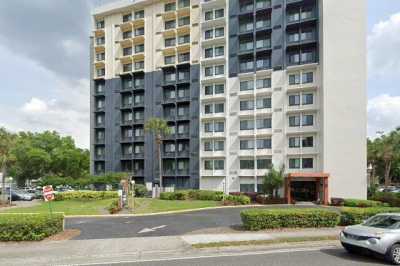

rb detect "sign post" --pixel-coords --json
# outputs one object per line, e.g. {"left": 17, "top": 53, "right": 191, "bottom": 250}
{"left": 42, "top": 185, "right": 55, "bottom": 216}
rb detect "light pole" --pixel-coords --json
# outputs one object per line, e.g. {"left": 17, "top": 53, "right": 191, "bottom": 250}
{"left": 367, "top": 163, "right": 373, "bottom": 188}
{"left": 8, "top": 177, "right": 13, "bottom": 205}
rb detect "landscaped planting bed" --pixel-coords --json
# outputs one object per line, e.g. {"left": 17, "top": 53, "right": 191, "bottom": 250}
{"left": 54, "top": 191, "right": 118, "bottom": 201}
{"left": 339, "top": 207, "right": 400, "bottom": 226}
{"left": 240, "top": 209, "right": 340, "bottom": 231}
{"left": 0, "top": 213, "right": 64, "bottom": 241}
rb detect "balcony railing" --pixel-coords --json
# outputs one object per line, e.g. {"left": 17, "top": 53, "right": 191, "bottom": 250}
{"left": 177, "top": 113, "right": 190, "bottom": 120}
{"left": 133, "top": 135, "right": 144, "bottom": 142}
{"left": 177, "top": 169, "right": 190, "bottom": 175}
{"left": 177, "top": 150, "right": 189, "bottom": 157}
{"left": 163, "top": 169, "right": 176, "bottom": 176}
{"left": 163, "top": 151, "right": 176, "bottom": 157}
{"left": 177, "top": 132, "right": 190, "bottom": 138}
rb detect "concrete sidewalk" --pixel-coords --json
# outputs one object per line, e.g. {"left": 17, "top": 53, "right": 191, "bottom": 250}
{"left": 0, "top": 228, "right": 341, "bottom": 266}
{"left": 182, "top": 228, "right": 341, "bottom": 245}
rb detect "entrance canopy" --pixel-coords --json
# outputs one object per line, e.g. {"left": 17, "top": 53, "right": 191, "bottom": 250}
{"left": 285, "top": 172, "right": 330, "bottom": 205}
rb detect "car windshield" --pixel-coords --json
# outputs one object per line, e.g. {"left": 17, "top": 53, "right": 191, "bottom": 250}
{"left": 364, "top": 215, "right": 400, "bottom": 229}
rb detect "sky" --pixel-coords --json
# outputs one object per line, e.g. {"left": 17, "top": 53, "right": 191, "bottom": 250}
{"left": 0, "top": 0, "right": 399, "bottom": 148}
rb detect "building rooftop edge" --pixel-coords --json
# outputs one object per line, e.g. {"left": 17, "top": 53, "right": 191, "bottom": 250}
{"left": 92, "top": 0, "right": 151, "bottom": 17}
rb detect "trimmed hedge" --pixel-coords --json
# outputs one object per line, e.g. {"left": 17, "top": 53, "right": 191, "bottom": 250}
{"left": 55, "top": 191, "right": 118, "bottom": 201}
{"left": 343, "top": 199, "right": 387, "bottom": 208}
{"left": 371, "top": 192, "right": 400, "bottom": 207}
{"left": 224, "top": 195, "right": 251, "bottom": 205}
{"left": 340, "top": 207, "right": 400, "bottom": 226}
{"left": 241, "top": 209, "right": 340, "bottom": 231}
{"left": 160, "top": 190, "right": 224, "bottom": 201}
{"left": 0, "top": 213, "right": 64, "bottom": 241}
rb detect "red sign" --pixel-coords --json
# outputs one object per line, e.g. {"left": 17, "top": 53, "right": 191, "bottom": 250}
{"left": 43, "top": 185, "right": 55, "bottom": 202}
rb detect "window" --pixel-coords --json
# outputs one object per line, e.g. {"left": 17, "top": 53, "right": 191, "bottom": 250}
{"left": 165, "top": 143, "right": 176, "bottom": 153}
{"left": 240, "top": 39, "right": 254, "bottom": 51}
{"left": 204, "top": 141, "right": 212, "bottom": 151}
{"left": 215, "top": 65, "right": 224, "bottom": 75}
{"left": 178, "top": 16, "right": 190, "bottom": 27}
{"left": 214, "top": 121, "right": 224, "bottom": 132}
{"left": 289, "top": 73, "right": 300, "bottom": 85}
{"left": 256, "top": 36, "right": 271, "bottom": 49}
{"left": 205, "top": 10, "right": 213, "bottom": 21}
{"left": 288, "top": 32, "right": 300, "bottom": 43}
{"left": 257, "top": 159, "right": 272, "bottom": 169}
{"left": 205, "top": 47, "right": 213, "bottom": 58}
{"left": 240, "top": 140, "right": 254, "bottom": 150}
{"left": 96, "top": 37, "right": 105, "bottom": 45}
{"left": 204, "top": 104, "right": 213, "bottom": 114}
{"left": 214, "top": 140, "right": 224, "bottom": 151}
{"left": 302, "top": 136, "right": 314, "bottom": 148}
{"left": 205, "top": 29, "right": 213, "bottom": 39}
{"left": 204, "top": 160, "right": 213, "bottom": 170}
{"left": 240, "top": 160, "right": 255, "bottom": 170}
{"left": 289, "top": 158, "right": 301, "bottom": 169}
{"left": 97, "top": 68, "right": 105, "bottom": 76}
{"left": 215, "top": 46, "right": 224, "bottom": 57}
{"left": 178, "top": 34, "right": 190, "bottom": 44}
{"left": 289, "top": 137, "right": 301, "bottom": 148}
{"left": 178, "top": 52, "right": 190, "bottom": 63}
{"left": 302, "top": 93, "right": 313, "bottom": 105}
{"left": 257, "top": 139, "right": 271, "bottom": 149}
{"left": 256, "top": 0, "right": 270, "bottom": 9}
{"left": 215, "top": 27, "right": 224, "bottom": 37}
{"left": 240, "top": 80, "right": 254, "bottom": 91}
{"left": 135, "top": 44, "right": 144, "bottom": 53}
{"left": 178, "top": 0, "right": 190, "bottom": 8}
{"left": 302, "top": 158, "right": 314, "bottom": 169}
{"left": 301, "top": 28, "right": 314, "bottom": 41}
{"left": 215, "top": 84, "right": 224, "bottom": 94}
{"left": 256, "top": 118, "right": 271, "bottom": 129}
{"left": 96, "top": 114, "right": 104, "bottom": 125}
{"left": 123, "top": 13, "right": 132, "bottom": 22}
{"left": 123, "top": 31, "right": 132, "bottom": 39}
{"left": 256, "top": 97, "right": 271, "bottom": 109}
{"left": 135, "top": 27, "right": 144, "bottom": 36}
{"left": 215, "top": 103, "right": 224, "bottom": 113}
{"left": 205, "top": 66, "right": 213, "bottom": 77}
{"left": 241, "top": 184, "right": 255, "bottom": 193}
{"left": 289, "top": 94, "right": 300, "bottom": 106}
{"left": 96, "top": 52, "right": 105, "bottom": 61}
{"left": 165, "top": 20, "right": 176, "bottom": 30}
{"left": 240, "top": 100, "right": 254, "bottom": 111}
{"left": 123, "top": 64, "right": 132, "bottom": 72}
{"left": 96, "top": 20, "right": 104, "bottom": 29}
{"left": 165, "top": 55, "right": 176, "bottom": 65}
{"left": 302, "top": 72, "right": 313, "bottom": 83}
{"left": 215, "top": 8, "right": 224, "bottom": 18}
{"left": 204, "top": 85, "right": 213, "bottom": 95}
{"left": 256, "top": 78, "right": 271, "bottom": 89}
{"left": 204, "top": 122, "right": 213, "bottom": 132}
{"left": 135, "top": 10, "right": 144, "bottom": 19}
{"left": 240, "top": 120, "right": 254, "bottom": 130}
{"left": 302, "top": 114, "right": 314, "bottom": 126}
{"left": 289, "top": 115, "right": 300, "bottom": 127}
{"left": 165, "top": 2, "right": 176, "bottom": 12}
{"left": 123, "top": 47, "right": 132, "bottom": 56}
{"left": 135, "top": 61, "right": 144, "bottom": 70}
{"left": 214, "top": 160, "right": 224, "bottom": 170}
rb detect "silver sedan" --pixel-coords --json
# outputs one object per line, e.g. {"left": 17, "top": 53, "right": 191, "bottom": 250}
{"left": 340, "top": 213, "right": 400, "bottom": 264}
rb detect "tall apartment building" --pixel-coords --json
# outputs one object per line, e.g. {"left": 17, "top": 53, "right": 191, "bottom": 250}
{"left": 91, "top": 0, "right": 367, "bottom": 202}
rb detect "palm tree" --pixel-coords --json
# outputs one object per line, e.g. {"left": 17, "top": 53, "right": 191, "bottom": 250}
{"left": 262, "top": 165, "right": 285, "bottom": 198}
{"left": 144, "top": 118, "right": 171, "bottom": 188}
{"left": 0, "top": 128, "right": 16, "bottom": 203}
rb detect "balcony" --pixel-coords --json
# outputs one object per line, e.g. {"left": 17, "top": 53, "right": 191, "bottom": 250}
{"left": 94, "top": 154, "right": 105, "bottom": 161}
{"left": 287, "top": 10, "right": 318, "bottom": 27}
{"left": 133, "top": 135, "right": 145, "bottom": 142}
{"left": 177, "top": 169, "right": 190, "bottom": 176}
{"left": 121, "top": 119, "right": 133, "bottom": 126}
{"left": 177, "top": 132, "right": 190, "bottom": 139}
{"left": 133, "top": 118, "right": 145, "bottom": 124}
{"left": 94, "top": 138, "right": 105, "bottom": 145}
{"left": 163, "top": 169, "right": 176, "bottom": 176}
{"left": 133, "top": 152, "right": 144, "bottom": 158}
{"left": 164, "top": 114, "right": 176, "bottom": 121}
{"left": 177, "top": 150, "right": 190, "bottom": 157}
{"left": 120, "top": 136, "right": 133, "bottom": 143}
{"left": 121, "top": 153, "right": 133, "bottom": 160}
{"left": 177, "top": 113, "right": 190, "bottom": 121}
{"left": 95, "top": 122, "right": 105, "bottom": 128}
{"left": 121, "top": 102, "right": 133, "bottom": 109}
{"left": 133, "top": 169, "right": 145, "bottom": 176}
{"left": 239, "top": 23, "right": 254, "bottom": 34}
{"left": 163, "top": 151, "right": 176, "bottom": 158}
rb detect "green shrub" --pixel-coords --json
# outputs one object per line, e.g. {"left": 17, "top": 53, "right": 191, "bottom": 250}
{"left": 108, "top": 199, "right": 121, "bottom": 214}
{"left": 343, "top": 199, "right": 386, "bottom": 208}
{"left": 371, "top": 192, "right": 400, "bottom": 207}
{"left": 188, "top": 190, "right": 224, "bottom": 201}
{"left": 160, "top": 192, "right": 175, "bottom": 200}
{"left": 54, "top": 191, "right": 118, "bottom": 201}
{"left": 134, "top": 184, "right": 148, "bottom": 198}
{"left": 340, "top": 207, "right": 400, "bottom": 226}
{"left": 0, "top": 213, "right": 64, "bottom": 241}
{"left": 224, "top": 195, "right": 251, "bottom": 205}
{"left": 241, "top": 209, "right": 340, "bottom": 231}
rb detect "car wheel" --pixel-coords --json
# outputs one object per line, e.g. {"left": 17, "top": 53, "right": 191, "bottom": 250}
{"left": 387, "top": 244, "right": 400, "bottom": 265}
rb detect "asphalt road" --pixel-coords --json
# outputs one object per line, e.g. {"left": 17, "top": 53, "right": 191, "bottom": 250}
{"left": 86, "top": 248, "right": 387, "bottom": 266}
{"left": 66, "top": 205, "right": 333, "bottom": 240}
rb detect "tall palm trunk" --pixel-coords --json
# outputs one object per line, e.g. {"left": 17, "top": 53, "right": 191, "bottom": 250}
{"left": 384, "top": 160, "right": 392, "bottom": 187}
{"left": 157, "top": 135, "right": 162, "bottom": 188}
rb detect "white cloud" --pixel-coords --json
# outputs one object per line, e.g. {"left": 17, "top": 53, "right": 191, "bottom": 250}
{"left": 368, "top": 94, "right": 400, "bottom": 138}
{"left": 368, "top": 12, "right": 400, "bottom": 78}
{"left": 22, "top": 98, "right": 49, "bottom": 113}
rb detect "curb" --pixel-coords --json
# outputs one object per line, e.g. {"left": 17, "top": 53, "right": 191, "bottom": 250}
{"left": 65, "top": 204, "right": 267, "bottom": 218}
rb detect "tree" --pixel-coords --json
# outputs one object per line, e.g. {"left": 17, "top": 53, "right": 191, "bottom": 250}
{"left": 0, "top": 128, "right": 16, "bottom": 203}
{"left": 262, "top": 165, "right": 285, "bottom": 198}
{"left": 144, "top": 118, "right": 171, "bottom": 188}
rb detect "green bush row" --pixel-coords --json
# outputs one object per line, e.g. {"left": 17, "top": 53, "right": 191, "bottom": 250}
{"left": 343, "top": 198, "right": 387, "bottom": 208}
{"left": 340, "top": 207, "right": 400, "bottom": 226}
{"left": 0, "top": 213, "right": 64, "bottom": 241}
{"left": 134, "top": 184, "right": 148, "bottom": 198}
{"left": 224, "top": 195, "right": 251, "bottom": 205}
{"left": 241, "top": 209, "right": 340, "bottom": 231}
{"left": 371, "top": 192, "right": 400, "bottom": 207}
{"left": 159, "top": 190, "right": 224, "bottom": 201}
{"left": 55, "top": 191, "right": 118, "bottom": 201}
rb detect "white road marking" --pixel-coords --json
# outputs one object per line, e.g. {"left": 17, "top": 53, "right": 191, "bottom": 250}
{"left": 138, "top": 225, "right": 167, "bottom": 234}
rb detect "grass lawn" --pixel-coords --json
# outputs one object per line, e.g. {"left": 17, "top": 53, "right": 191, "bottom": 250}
{"left": 1, "top": 198, "right": 222, "bottom": 216}
{"left": 132, "top": 198, "right": 222, "bottom": 214}
{"left": 2, "top": 199, "right": 115, "bottom": 215}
